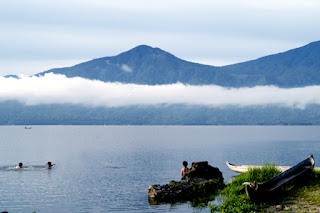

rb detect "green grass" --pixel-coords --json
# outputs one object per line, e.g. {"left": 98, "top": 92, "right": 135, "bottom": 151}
{"left": 210, "top": 166, "right": 320, "bottom": 213}
{"left": 210, "top": 164, "right": 281, "bottom": 213}
{"left": 283, "top": 169, "right": 320, "bottom": 205}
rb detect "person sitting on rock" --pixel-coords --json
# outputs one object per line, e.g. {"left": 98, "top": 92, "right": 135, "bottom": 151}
{"left": 181, "top": 161, "right": 189, "bottom": 176}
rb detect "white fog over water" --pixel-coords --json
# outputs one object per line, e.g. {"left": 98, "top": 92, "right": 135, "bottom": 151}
{"left": 1, "top": 73, "right": 320, "bottom": 109}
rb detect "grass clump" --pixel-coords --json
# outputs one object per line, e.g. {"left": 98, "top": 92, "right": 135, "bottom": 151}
{"left": 210, "top": 165, "right": 320, "bottom": 212}
{"left": 283, "top": 169, "right": 320, "bottom": 205}
{"left": 210, "top": 164, "right": 281, "bottom": 213}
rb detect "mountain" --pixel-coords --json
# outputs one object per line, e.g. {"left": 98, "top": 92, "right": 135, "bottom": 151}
{"left": 1, "top": 101, "right": 320, "bottom": 125}
{"left": 37, "top": 45, "right": 227, "bottom": 85}
{"left": 222, "top": 41, "right": 320, "bottom": 87}
{"left": 2, "top": 41, "right": 320, "bottom": 125}
{"left": 4, "top": 75, "right": 19, "bottom": 79}
{"left": 36, "top": 41, "right": 320, "bottom": 87}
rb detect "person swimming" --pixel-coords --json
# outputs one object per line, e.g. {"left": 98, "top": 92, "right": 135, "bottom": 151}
{"left": 16, "top": 162, "right": 23, "bottom": 168}
{"left": 47, "top": 161, "right": 55, "bottom": 169}
{"left": 181, "top": 161, "right": 189, "bottom": 176}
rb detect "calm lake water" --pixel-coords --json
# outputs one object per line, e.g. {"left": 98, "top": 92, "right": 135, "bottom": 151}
{"left": 0, "top": 126, "right": 320, "bottom": 213}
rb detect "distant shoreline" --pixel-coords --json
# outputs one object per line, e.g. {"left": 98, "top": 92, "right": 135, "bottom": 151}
{"left": 2, "top": 124, "right": 320, "bottom": 126}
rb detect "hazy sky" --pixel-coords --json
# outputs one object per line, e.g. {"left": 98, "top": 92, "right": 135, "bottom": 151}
{"left": 1, "top": 74, "right": 319, "bottom": 108}
{"left": 1, "top": 0, "right": 320, "bottom": 76}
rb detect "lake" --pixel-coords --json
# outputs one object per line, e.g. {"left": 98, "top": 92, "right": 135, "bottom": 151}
{"left": 0, "top": 126, "right": 320, "bottom": 213}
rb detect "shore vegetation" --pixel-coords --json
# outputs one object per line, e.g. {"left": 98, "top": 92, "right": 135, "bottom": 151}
{"left": 210, "top": 165, "right": 320, "bottom": 212}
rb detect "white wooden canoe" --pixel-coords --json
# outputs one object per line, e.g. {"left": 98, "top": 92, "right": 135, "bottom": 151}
{"left": 226, "top": 161, "right": 320, "bottom": 173}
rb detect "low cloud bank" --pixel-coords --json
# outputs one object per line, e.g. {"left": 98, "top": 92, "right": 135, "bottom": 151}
{"left": 1, "top": 73, "right": 320, "bottom": 109}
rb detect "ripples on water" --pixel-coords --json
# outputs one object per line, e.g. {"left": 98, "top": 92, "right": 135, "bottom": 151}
{"left": 1, "top": 165, "right": 47, "bottom": 171}
{"left": 0, "top": 126, "right": 320, "bottom": 213}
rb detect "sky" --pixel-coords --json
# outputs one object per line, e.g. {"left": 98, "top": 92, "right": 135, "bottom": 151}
{"left": 1, "top": 0, "right": 320, "bottom": 76}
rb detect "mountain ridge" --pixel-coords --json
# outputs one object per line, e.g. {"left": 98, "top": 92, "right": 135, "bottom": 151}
{"left": 38, "top": 44, "right": 223, "bottom": 85}
{"left": 1, "top": 100, "right": 319, "bottom": 125}
{"left": 34, "top": 40, "right": 320, "bottom": 87}
{"left": 222, "top": 40, "right": 320, "bottom": 87}
{"left": 2, "top": 42, "right": 320, "bottom": 125}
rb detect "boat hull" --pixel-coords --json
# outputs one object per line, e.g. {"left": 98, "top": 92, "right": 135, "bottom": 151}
{"left": 226, "top": 161, "right": 319, "bottom": 174}
{"left": 244, "top": 155, "right": 315, "bottom": 201}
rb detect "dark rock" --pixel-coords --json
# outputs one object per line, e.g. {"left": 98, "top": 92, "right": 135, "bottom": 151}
{"left": 182, "top": 161, "right": 223, "bottom": 182}
{"left": 148, "top": 161, "right": 224, "bottom": 203}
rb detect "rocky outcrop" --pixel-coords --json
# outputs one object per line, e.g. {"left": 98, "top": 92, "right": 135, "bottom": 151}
{"left": 182, "top": 161, "right": 223, "bottom": 181}
{"left": 148, "top": 161, "right": 223, "bottom": 203}
{"left": 148, "top": 180, "right": 189, "bottom": 201}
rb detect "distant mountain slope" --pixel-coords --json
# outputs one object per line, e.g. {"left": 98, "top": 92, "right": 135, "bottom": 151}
{"left": 38, "top": 45, "right": 230, "bottom": 85}
{"left": 36, "top": 41, "right": 320, "bottom": 87}
{"left": 222, "top": 41, "right": 320, "bottom": 87}
{"left": 1, "top": 101, "right": 320, "bottom": 125}
{"left": 4, "top": 75, "right": 19, "bottom": 79}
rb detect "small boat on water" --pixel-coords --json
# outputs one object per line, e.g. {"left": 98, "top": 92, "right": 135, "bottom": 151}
{"left": 226, "top": 161, "right": 320, "bottom": 173}
{"left": 244, "top": 155, "right": 315, "bottom": 201}
{"left": 24, "top": 127, "right": 32, "bottom": 129}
